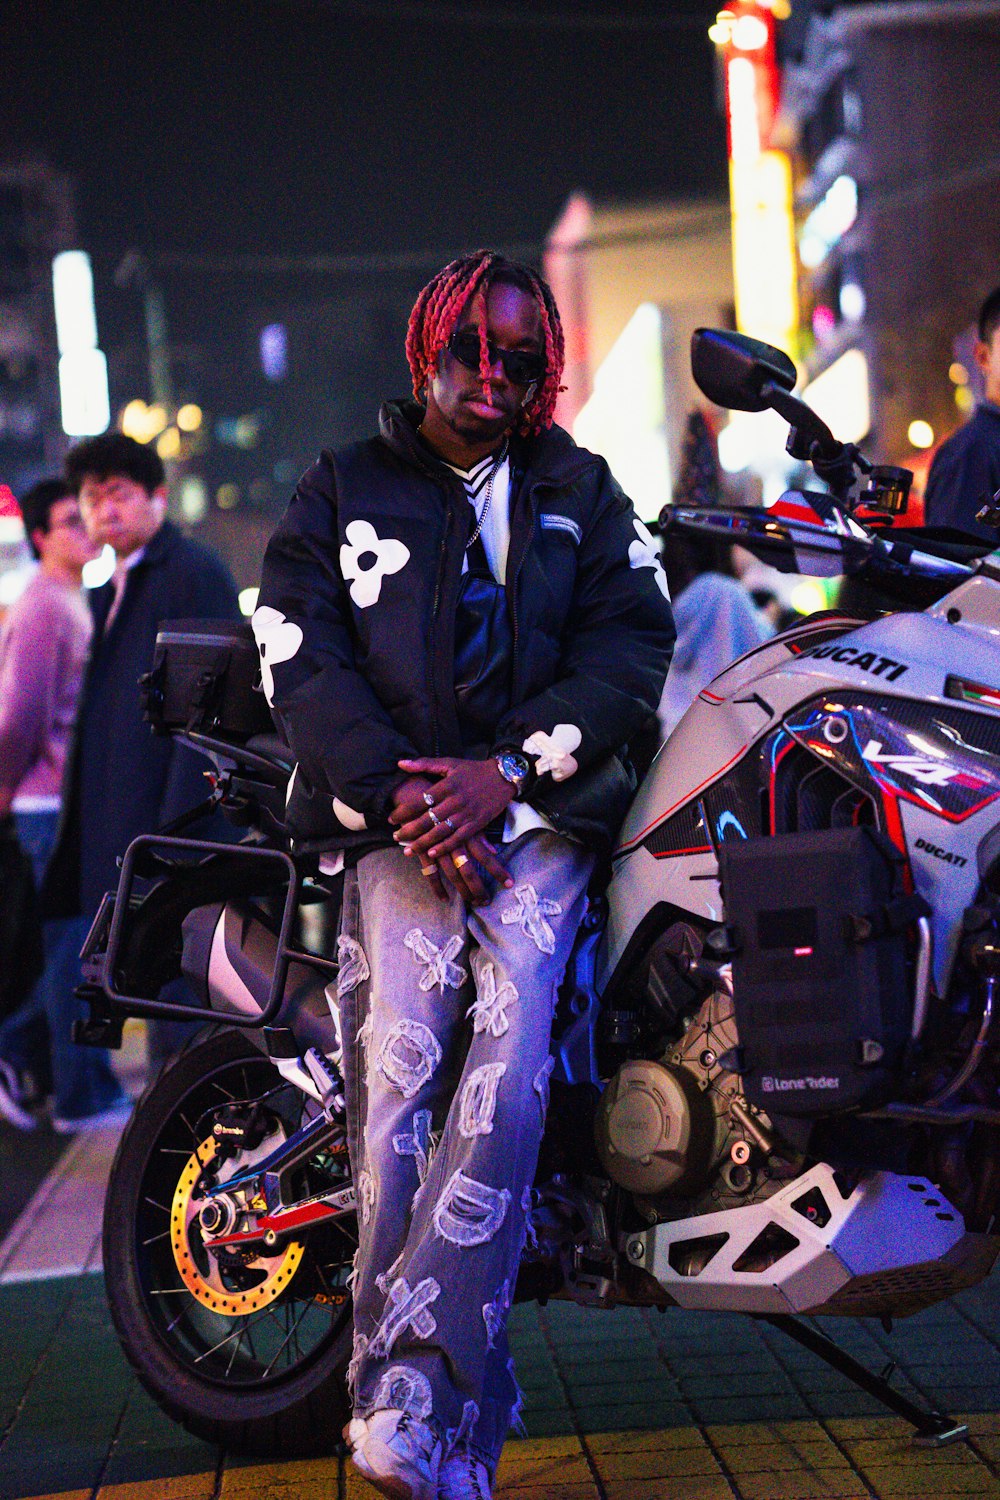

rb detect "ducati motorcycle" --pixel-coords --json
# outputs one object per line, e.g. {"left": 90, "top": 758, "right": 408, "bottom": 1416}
{"left": 79, "top": 329, "right": 1000, "bottom": 1456}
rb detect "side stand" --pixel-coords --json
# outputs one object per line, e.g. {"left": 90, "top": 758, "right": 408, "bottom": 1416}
{"left": 759, "top": 1314, "right": 968, "bottom": 1448}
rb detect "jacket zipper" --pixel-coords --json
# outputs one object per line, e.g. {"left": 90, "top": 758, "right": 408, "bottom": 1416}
{"left": 429, "top": 504, "right": 453, "bottom": 754}
{"left": 510, "top": 476, "right": 547, "bottom": 701}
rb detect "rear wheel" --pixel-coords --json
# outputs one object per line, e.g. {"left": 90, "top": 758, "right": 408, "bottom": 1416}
{"left": 103, "top": 1027, "right": 356, "bottom": 1455}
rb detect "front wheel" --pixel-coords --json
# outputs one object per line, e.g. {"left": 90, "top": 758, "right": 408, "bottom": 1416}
{"left": 103, "top": 1027, "right": 356, "bottom": 1455}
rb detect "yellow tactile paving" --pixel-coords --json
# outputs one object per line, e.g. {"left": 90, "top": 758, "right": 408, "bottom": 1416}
{"left": 602, "top": 1479, "right": 736, "bottom": 1500}
{"left": 14, "top": 1491, "right": 90, "bottom": 1500}
{"left": 12, "top": 1418, "right": 1000, "bottom": 1500}
{"left": 494, "top": 1428, "right": 593, "bottom": 1488}
{"left": 731, "top": 1476, "right": 870, "bottom": 1500}
{"left": 96, "top": 1480, "right": 217, "bottom": 1500}
{"left": 218, "top": 1456, "right": 336, "bottom": 1497}
{"left": 861, "top": 1471, "right": 1000, "bottom": 1497}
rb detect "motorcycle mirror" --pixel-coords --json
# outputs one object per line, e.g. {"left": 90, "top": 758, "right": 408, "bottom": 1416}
{"left": 691, "top": 328, "right": 797, "bottom": 412}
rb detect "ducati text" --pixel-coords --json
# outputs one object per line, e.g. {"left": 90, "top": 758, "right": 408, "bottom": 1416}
{"left": 798, "top": 644, "right": 908, "bottom": 681}
{"left": 915, "top": 837, "right": 968, "bottom": 869}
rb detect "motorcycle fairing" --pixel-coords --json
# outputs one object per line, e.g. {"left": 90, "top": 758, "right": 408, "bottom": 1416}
{"left": 603, "top": 602, "right": 1000, "bottom": 990}
{"left": 615, "top": 612, "right": 869, "bottom": 865}
{"left": 783, "top": 695, "right": 1000, "bottom": 827}
{"left": 783, "top": 693, "right": 1000, "bottom": 988}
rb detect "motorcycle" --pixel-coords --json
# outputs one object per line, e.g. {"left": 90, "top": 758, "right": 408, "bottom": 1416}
{"left": 77, "top": 327, "right": 1000, "bottom": 1456}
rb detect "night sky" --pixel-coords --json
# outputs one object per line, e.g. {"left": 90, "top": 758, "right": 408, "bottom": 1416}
{"left": 3, "top": 0, "right": 727, "bottom": 506}
{"left": 4, "top": 0, "right": 725, "bottom": 259}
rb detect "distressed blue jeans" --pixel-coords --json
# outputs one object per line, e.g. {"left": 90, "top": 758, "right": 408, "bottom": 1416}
{"left": 338, "top": 832, "right": 593, "bottom": 1473}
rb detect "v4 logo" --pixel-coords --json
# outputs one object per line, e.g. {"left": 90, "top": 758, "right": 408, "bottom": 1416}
{"left": 861, "top": 739, "right": 989, "bottom": 790}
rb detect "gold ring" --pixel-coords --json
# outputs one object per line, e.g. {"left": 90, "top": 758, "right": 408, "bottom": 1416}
{"left": 453, "top": 854, "right": 469, "bottom": 868}
{"left": 420, "top": 864, "right": 436, "bottom": 876}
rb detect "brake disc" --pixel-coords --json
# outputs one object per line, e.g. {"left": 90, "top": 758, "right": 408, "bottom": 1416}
{"left": 170, "top": 1135, "right": 305, "bottom": 1316}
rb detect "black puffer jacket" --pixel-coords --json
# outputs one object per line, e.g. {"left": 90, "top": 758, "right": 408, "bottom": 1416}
{"left": 256, "top": 401, "right": 676, "bottom": 857}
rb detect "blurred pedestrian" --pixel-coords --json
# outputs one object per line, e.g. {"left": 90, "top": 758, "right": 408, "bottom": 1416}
{"left": 41, "top": 434, "right": 240, "bottom": 1129}
{"left": 658, "top": 410, "right": 769, "bottom": 738}
{"left": 925, "top": 285, "right": 1000, "bottom": 540}
{"left": 0, "top": 480, "right": 99, "bottom": 1128}
{"left": 658, "top": 533, "right": 770, "bottom": 738}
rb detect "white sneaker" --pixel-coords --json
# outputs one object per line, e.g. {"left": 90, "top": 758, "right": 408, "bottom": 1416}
{"left": 438, "top": 1452, "right": 493, "bottom": 1499}
{"left": 347, "top": 1407, "right": 442, "bottom": 1500}
{"left": 51, "top": 1099, "right": 132, "bottom": 1135}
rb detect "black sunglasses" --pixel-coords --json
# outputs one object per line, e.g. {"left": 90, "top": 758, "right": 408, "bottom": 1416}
{"left": 448, "top": 327, "right": 546, "bottom": 388}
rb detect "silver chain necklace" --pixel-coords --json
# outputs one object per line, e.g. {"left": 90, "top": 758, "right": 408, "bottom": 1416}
{"left": 466, "top": 443, "right": 508, "bottom": 550}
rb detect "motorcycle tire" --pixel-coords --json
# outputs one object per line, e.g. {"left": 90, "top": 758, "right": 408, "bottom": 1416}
{"left": 103, "top": 1026, "right": 356, "bottom": 1456}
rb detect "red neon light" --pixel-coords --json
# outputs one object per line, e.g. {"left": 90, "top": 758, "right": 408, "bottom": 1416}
{"left": 720, "top": 3, "right": 781, "bottom": 158}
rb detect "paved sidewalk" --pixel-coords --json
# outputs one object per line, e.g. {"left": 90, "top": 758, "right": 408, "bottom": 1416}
{"left": 1, "top": 1077, "right": 1000, "bottom": 1500}
{"left": 2, "top": 1269, "right": 1000, "bottom": 1499}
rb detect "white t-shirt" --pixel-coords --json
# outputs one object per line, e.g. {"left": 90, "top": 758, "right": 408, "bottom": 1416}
{"left": 444, "top": 449, "right": 511, "bottom": 583}
{"left": 444, "top": 447, "right": 555, "bottom": 844}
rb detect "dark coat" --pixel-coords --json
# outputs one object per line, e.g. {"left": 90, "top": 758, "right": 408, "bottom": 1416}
{"left": 257, "top": 401, "right": 676, "bottom": 857}
{"left": 44, "top": 520, "right": 240, "bottom": 918}
{"left": 0, "top": 815, "right": 44, "bottom": 1020}
{"left": 924, "top": 404, "right": 1000, "bottom": 541}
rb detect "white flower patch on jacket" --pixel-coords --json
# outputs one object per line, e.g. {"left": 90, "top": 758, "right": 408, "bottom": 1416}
{"left": 628, "top": 518, "right": 670, "bottom": 600}
{"left": 339, "top": 519, "right": 410, "bottom": 608}
{"left": 522, "top": 722, "right": 582, "bottom": 782}
{"left": 251, "top": 605, "right": 304, "bottom": 706}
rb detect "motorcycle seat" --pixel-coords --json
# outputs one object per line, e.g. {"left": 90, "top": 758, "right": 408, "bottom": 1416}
{"left": 245, "top": 733, "right": 296, "bottom": 777}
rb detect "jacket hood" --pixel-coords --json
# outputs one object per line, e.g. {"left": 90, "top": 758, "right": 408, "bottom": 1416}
{"left": 377, "top": 398, "right": 602, "bottom": 489}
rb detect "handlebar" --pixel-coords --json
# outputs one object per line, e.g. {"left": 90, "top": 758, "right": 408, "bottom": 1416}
{"left": 664, "top": 503, "right": 980, "bottom": 606}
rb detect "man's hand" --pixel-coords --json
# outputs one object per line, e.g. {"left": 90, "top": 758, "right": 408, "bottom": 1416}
{"left": 388, "top": 772, "right": 513, "bottom": 905}
{"left": 392, "top": 756, "right": 516, "bottom": 859}
{"left": 431, "top": 836, "right": 512, "bottom": 905}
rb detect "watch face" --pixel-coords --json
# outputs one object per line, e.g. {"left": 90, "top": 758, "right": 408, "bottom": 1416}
{"left": 499, "top": 752, "right": 529, "bottom": 783}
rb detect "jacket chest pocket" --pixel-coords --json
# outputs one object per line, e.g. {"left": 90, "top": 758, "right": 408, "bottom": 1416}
{"left": 522, "top": 522, "right": 579, "bottom": 645}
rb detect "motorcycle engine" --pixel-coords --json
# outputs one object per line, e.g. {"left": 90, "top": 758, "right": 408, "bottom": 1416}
{"left": 595, "top": 986, "right": 779, "bottom": 1209}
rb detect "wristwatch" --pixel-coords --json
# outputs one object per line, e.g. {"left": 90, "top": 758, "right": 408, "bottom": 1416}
{"left": 496, "top": 751, "right": 530, "bottom": 789}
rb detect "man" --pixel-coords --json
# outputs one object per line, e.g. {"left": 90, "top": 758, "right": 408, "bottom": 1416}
{"left": 257, "top": 251, "right": 675, "bottom": 1499}
{"left": 41, "top": 433, "right": 240, "bottom": 1127}
{"left": 925, "top": 285, "right": 1000, "bottom": 540}
{"left": 0, "top": 480, "right": 99, "bottom": 1128}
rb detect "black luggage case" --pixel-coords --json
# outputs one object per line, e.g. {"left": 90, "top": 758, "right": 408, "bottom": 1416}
{"left": 141, "top": 619, "right": 274, "bottom": 740}
{"left": 720, "top": 827, "right": 921, "bottom": 1117}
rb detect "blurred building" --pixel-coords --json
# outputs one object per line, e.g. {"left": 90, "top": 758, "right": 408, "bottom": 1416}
{"left": 545, "top": 192, "right": 734, "bottom": 521}
{"left": 105, "top": 268, "right": 422, "bottom": 598}
{"left": 783, "top": 0, "right": 1000, "bottom": 465}
{"left": 0, "top": 160, "right": 76, "bottom": 496}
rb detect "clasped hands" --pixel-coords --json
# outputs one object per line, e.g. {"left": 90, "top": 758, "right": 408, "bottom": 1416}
{"left": 388, "top": 755, "right": 517, "bottom": 905}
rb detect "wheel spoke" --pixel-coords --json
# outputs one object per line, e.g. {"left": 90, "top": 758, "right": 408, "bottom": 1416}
{"left": 224, "top": 1320, "right": 249, "bottom": 1377}
{"left": 261, "top": 1299, "right": 313, "bottom": 1379}
{"left": 192, "top": 1319, "right": 256, "bottom": 1364}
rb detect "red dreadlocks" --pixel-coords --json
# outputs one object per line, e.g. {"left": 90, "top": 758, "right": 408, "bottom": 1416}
{"left": 405, "top": 249, "right": 565, "bottom": 437}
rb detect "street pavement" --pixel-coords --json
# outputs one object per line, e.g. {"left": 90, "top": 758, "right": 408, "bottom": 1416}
{"left": 2, "top": 1110, "right": 1000, "bottom": 1500}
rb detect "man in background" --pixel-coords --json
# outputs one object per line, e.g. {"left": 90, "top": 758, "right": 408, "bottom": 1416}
{"left": 925, "top": 286, "right": 1000, "bottom": 540}
{"left": 41, "top": 434, "right": 241, "bottom": 1126}
{"left": 0, "top": 479, "right": 100, "bottom": 1128}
